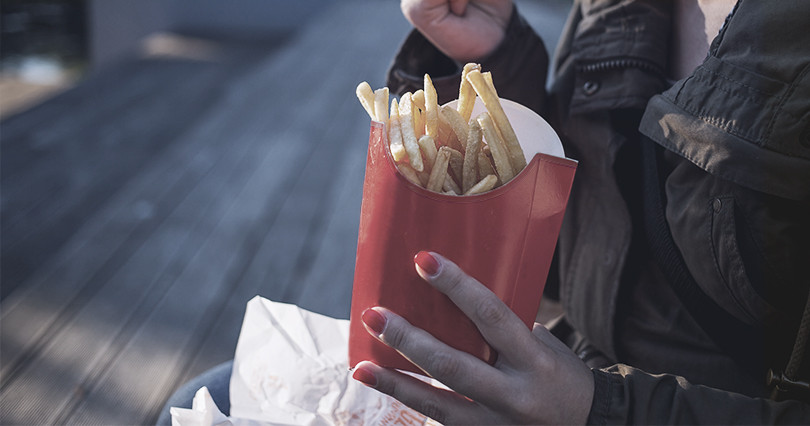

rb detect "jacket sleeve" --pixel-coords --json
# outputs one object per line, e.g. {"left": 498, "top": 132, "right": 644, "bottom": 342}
{"left": 386, "top": 5, "right": 550, "bottom": 117}
{"left": 588, "top": 365, "right": 810, "bottom": 425}
{"left": 638, "top": 0, "right": 810, "bottom": 201}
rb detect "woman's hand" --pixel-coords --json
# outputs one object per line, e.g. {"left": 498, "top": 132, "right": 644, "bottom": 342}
{"left": 400, "top": 0, "right": 514, "bottom": 63}
{"left": 352, "top": 251, "right": 594, "bottom": 425}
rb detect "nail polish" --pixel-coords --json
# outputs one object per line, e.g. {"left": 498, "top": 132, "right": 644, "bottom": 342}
{"left": 352, "top": 366, "right": 377, "bottom": 388}
{"left": 362, "top": 308, "right": 386, "bottom": 335}
{"left": 414, "top": 251, "right": 440, "bottom": 276}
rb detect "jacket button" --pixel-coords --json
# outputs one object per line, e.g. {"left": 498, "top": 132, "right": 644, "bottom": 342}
{"left": 712, "top": 198, "right": 723, "bottom": 212}
{"left": 583, "top": 80, "right": 600, "bottom": 95}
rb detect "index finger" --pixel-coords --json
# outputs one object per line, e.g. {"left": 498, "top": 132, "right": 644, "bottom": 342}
{"left": 414, "top": 251, "right": 538, "bottom": 365}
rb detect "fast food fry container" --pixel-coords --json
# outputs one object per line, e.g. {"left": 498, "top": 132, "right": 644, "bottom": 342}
{"left": 349, "top": 99, "right": 577, "bottom": 375}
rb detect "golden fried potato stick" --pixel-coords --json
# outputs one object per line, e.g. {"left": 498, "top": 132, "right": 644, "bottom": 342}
{"left": 373, "top": 87, "right": 389, "bottom": 124}
{"left": 439, "top": 105, "right": 469, "bottom": 154}
{"left": 457, "top": 63, "right": 481, "bottom": 123}
{"left": 477, "top": 112, "right": 515, "bottom": 183}
{"left": 412, "top": 89, "right": 426, "bottom": 112}
{"left": 398, "top": 92, "right": 424, "bottom": 172}
{"left": 437, "top": 111, "right": 464, "bottom": 152}
{"left": 424, "top": 74, "right": 440, "bottom": 139}
{"left": 356, "top": 81, "right": 376, "bottom": 120}
{"left": 427, "top": 147, "right": 451, "bottom": 192}
{"left": 388, "top": 98, "right": 407, "bottom": 162}
{"left": 418, "top": 135, "right": 438, "bottom": 170}
{"left": 442, "top": 173, "right": 462, "bottom": 194}
{"left": 466, "top": 70, "right": 526, "bottom": 171}
{"left": 478, "top": 151, "right": 496, "bottom": 182}
{"left": 445, "top": 147, "right": 464, "bottom": 186}
{"left": 413, "top": 103, "right": 425, "bottom": 138}
{"left": 417, "top": 169, "right": 431, "bottom": 187}
{"left": 482, "top": 71, "right": 498, "bottom": 98}
{"left": 463, "top": 120, "right": 483, "bottom": 193}
{"left": 465, "top": 174, "right": 498, "bottom": 195}
{"left": 397, "top": 163, "right": 424, "bottom": 187}
{"left": 420, "top": 135, "right": 461, "bottom": 192}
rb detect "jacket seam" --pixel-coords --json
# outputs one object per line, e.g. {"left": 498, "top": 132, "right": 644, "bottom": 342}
{"left": 764, "top": 63, "right": 810, "bottom": 145}
{"left": 697, "top": 72, "right": 771, "bottom": 105}
{"left": 672, "top": 98, "right": 759, "bottom": 144}
{"left": 602, "top": 370, "right": 613, "bottom": 425}
{"left": 700, "top": 64, "right": 778, "bottom": 98}
{"left": 707, "top": 196, "right": 758, "bottom": 324}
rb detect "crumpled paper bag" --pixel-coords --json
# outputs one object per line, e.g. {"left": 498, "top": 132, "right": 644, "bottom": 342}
{"left": 172, "top": 296, "right": 440, "bottom": 425}
{"left": 170, "top": 387, "right": 245, "bottom": 426}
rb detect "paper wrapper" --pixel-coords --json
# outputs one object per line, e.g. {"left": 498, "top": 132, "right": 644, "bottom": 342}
{"left": 349, "top": 99, "right": 577, "bottom": 375}
{"left": 172, "top": 297, "right": 441, "bottom": 426}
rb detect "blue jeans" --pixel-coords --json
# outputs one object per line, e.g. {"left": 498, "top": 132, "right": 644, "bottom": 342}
{"left": 155, "top": 360, "right": 233, "bottom": 425}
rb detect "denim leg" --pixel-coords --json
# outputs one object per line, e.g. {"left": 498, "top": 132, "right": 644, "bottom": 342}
{"left": 155, "top": 360, "right": 233, "bottom": 425}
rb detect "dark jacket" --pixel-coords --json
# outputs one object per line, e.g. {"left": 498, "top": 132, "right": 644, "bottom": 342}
{"left": 388, "top": 0, "right": 810, "bottom": 423}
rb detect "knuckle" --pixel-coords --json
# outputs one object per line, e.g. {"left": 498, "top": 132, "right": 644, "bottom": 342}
{"left": 505, "top": 391, "right": 545, "bottom": 422}
{"left": 507, "top": 393, "right": 533, "bottom": 415}
{"left": 427, "top": 350, "right": 461, "bottom": 379}
{"left": 375, "top": 373, "right": 398, "bottom": 398}
{"left": 417, "top": 398, "right": 447, "bottom": 424}
{"left": 382, "top": 321, "right": 410, "bottom": 350}
{"left": 474, "top": 297, "right": 509, "bottom": 327}
{"left": 436, "top": 267, "right": 465, "bottom": 295}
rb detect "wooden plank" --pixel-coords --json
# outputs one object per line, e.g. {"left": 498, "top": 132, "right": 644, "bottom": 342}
{"left": 64, "top": 3, "right": 409, "bottom": 423}
{"left": 0, "top": 51, "right": 314, "bottom": 424}
{"left": 293, "top": 123, "right": 368, "bottom": 320}
{"left": 175, "top": 95, "right": 369, "bottom": 386}
{"left": 1, "top": 59, "right": 205, "bottom": 219}
{"left": 171, "top": 0, "right": 409, "bottom": 388}
{"left": 64, "top": 104, "right": 333, "bottom": 423}
{"left": 0, "top": 44, "right": 274, "bottom": 383}
{"left": 0, "top": 26, "right": 364, "bottom": 417}
{"left": 0, "top": 46, "right": 280, "bottom": 294}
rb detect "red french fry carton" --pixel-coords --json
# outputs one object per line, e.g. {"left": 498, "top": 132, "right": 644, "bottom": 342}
{"left": 349, "top": 99, "right": 577, "bottom": 375}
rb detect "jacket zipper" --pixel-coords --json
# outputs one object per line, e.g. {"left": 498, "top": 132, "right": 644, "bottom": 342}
{"left": 576, "top": 58, "right": 664, "bottom": 77}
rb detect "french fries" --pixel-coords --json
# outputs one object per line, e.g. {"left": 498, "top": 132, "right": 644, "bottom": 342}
{"left": 466, "top": 69, "right": 525, "bottom": 172}
{"left": 424, "top": 74, "right": 439, "bottom": 140}
{"left": 373, "top": 87, "right": 389, "bottom": 124}
{"left": 463, "top": 120, "right": 483, "bottom": 193}
{"left": 458, "top": 63, "right": 480, "bottom": 123}
{"left": 439, "top": 106, "right": 469, "bottom": 154}
{"left": 388, "top": 99, "right": 406, "bottom": 162}
{"left": 356, "top": 62, "right": 527, "bottom": 195}
{"left": 398, "top": 92, "right": 424, "bottom": 172}
{"left": 356, "top": 82, "right": 376, "bottom": 120}
{"left": 427, "top": 147, "right": 451, "bottom": 192}
{"left": 477, "top": 112, "right": 515, "bottom": 183}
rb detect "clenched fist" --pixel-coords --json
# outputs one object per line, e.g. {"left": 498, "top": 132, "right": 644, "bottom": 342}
{"left": 401, "top": 0, "right": 514, "bottom": 63}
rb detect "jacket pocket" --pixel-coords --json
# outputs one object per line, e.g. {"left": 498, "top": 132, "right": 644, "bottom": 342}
{"left": 709, "top": 196, "right": 776, "bottom": 324}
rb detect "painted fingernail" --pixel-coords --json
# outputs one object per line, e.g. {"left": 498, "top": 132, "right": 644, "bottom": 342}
{"left": 352, "top": 365, "right": 377, "bottom": 388}
{"left": 414, "top": 251, "right": 440, "bottom": 277}
{"left": 362, "top": 308, "right": 386, "bottom": 335}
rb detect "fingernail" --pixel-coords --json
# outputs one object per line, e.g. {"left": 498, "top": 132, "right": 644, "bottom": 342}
{"left": 414, "top": 251, "right": 440, "bottom": 277}
{"left": 352, "top": 365, "right": 377, "bottom": 388}
{"left": 362, "top": 308, "right": 386, "bottom": 335}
